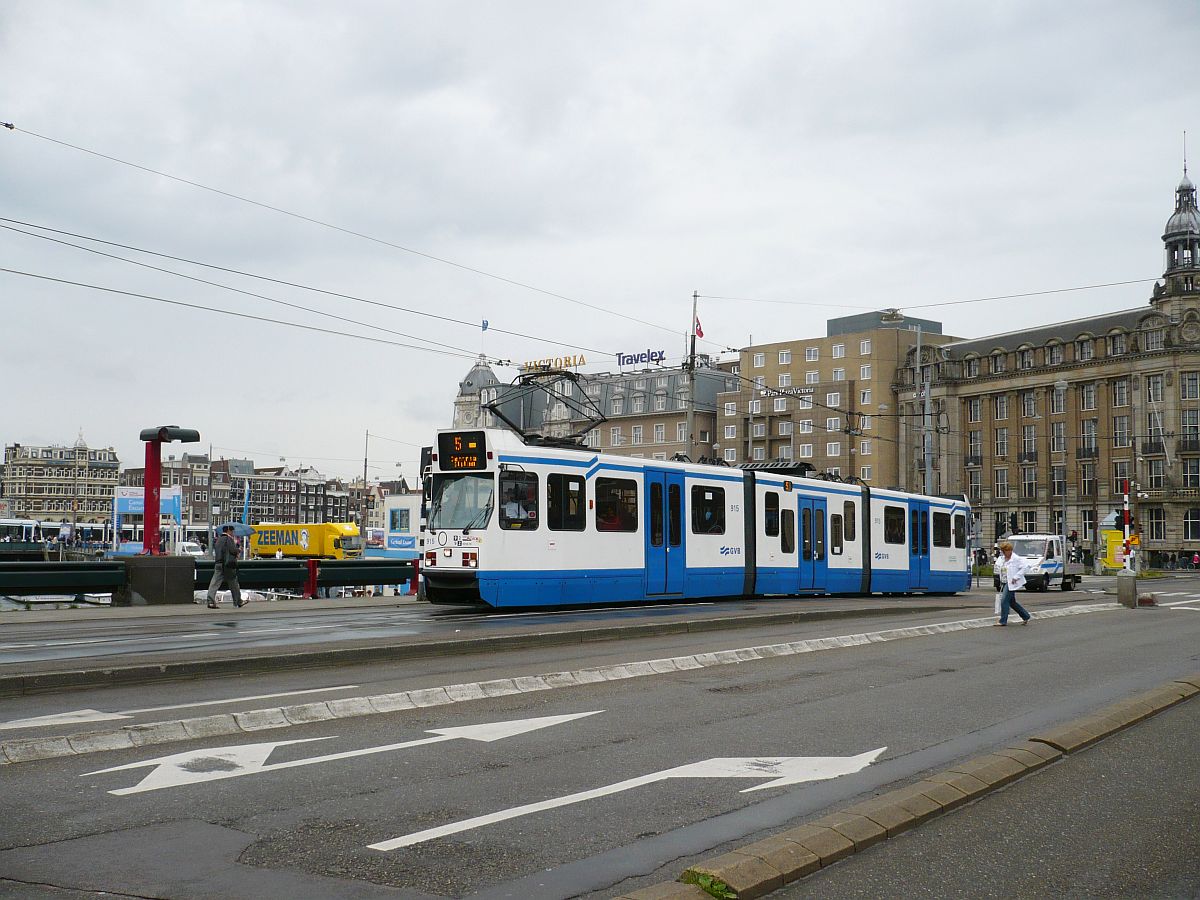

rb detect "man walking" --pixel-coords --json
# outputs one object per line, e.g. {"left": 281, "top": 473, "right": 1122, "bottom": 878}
{"left": 207, "top": 525, "right": 244, "bottom": 609}
{"left": 994, "top": 540, "right": 1032, "bottom": 626}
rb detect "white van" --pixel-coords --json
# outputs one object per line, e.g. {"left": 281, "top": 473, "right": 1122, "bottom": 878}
{"left": 177, "top": 541, "right": 206, "bottom": 558}
{"left": 994, "top": 534, "right": 1084, "bottom": 592}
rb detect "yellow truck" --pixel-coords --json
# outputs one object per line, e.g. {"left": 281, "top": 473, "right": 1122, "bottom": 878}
{"left": 250, "top": 523, "right": 363, "bottom": 559}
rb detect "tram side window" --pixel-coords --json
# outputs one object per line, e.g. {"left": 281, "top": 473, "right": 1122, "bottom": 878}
{"left": 883, "top": 506, "right": 906, "bottom": 544}
{"left": 691, "top": 486, "right": 726, "bottom": 534}
{"left": 814, "top": 510, "right": 826, "bottom": 560}
{"left": 781, "top": 509, "right": 795, "bottom": 554}
{"left": 830, "top": 513, "right": 844, "bottom": 555}
{"left": 764, "top": 492, "right": 780, "bottom": 537}
{"left": 499, "top": 473, "right": 539, "bottom": 530}
{"left": 547, "top": 474, "right": 585, "bottom": 531}
{"left": 843, "top": 501, "right": 856, "bottom": 541}
{"left": 932, "top": 512, "right": 952, "bottom": 547}
{"left": 953, "top": 513, "right": 967, "bottom": 548}
{"left": 596, "top": 477, "right": 638, "bottom": 532}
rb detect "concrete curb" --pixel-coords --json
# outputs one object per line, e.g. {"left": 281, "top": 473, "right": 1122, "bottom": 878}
{"left": 0, "top": 604, "right": 973, "bottom": 698}
{"left": 621, "top": 673, "right": 1200, "bottom": 900}
{"left": 0, "top": 603, "right": 1116, "bottom": 766}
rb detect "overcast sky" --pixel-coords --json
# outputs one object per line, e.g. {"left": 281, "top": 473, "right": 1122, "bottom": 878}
{"left": 2, "top": 0, "right": 1197, "bottom": 479}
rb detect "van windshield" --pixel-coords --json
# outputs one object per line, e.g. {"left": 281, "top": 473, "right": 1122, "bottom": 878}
{"left": 429, "top": 473, "right": 494, "bottom": 531}
{"left": 1010, "top": 538, "right": 1050, "bottom": 558}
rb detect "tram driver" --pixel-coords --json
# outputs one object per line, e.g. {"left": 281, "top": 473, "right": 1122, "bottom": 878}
{"left": 502, "top": 489, "right": 528, "bottom": 522}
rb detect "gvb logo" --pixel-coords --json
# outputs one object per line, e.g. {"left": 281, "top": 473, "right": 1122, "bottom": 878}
{"left": 720, "top": 546, "right": 742, "bottom": 556}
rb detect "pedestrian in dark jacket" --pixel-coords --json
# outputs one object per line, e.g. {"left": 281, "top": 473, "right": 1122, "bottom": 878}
{"left": 207, "top": 525, "right": 244, "bottom": 609}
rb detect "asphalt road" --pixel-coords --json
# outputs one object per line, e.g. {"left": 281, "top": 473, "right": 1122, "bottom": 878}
{"left": 2, "top": 594, "right": 1198, "bottom": 899}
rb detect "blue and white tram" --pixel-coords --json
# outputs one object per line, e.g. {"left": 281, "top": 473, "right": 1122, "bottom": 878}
{"left": 423, "top": 428, "right": 971, "bottom": 607}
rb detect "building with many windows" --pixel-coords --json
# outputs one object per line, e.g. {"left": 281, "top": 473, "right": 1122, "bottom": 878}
{"left": 716, "top": 313, "right": 953, "bottom": 485}
{"left": 1, "top": 435, "right": 120, "bottom": 525}
{"left": 900, "top": 168, "right": 1200, "bottom": 559}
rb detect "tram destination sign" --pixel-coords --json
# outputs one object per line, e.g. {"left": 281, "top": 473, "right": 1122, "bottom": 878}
{"left": 438, "top": 431, "right": 487, "bottom": 471}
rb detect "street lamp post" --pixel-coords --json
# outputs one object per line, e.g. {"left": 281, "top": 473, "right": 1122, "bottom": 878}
{"left": 1053, "top": 380, "right": 1070, "bottom": 570}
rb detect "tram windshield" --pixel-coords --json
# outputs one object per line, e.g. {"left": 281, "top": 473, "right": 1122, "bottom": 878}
{"left": 429, "top": 473, "right": 495, "bottom": 531}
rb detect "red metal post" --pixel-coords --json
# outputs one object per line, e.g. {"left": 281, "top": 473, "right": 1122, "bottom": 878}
{"left": 304, "top": 558, "right": 319, "bottom": 598}
{"left": 143, "top": 440, "right": 162, "bottom": 555}
{"left": 408, "top": 556, "right": 420, "bottom": 596}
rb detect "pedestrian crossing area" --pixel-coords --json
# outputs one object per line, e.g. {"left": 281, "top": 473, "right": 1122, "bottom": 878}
{"left": 1143, "top": 591, "right": 1200, "bottom": 609}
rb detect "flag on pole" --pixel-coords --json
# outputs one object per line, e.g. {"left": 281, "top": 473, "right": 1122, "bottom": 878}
{"left": 694, "top": 317, "right": 704, "bottom": 339}
{"left": 481, "top": 319, "right": 489, "bottom": 332}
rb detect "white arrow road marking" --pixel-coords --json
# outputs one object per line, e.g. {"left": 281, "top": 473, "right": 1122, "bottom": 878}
{"left": 84, "top": 711, "right": 602, "bottom": 795}
{"left": 0, "top": 685, "right": 363, "bottom": 730}
{"left": 368, "top": 747, "right": 886, "bottom": 851}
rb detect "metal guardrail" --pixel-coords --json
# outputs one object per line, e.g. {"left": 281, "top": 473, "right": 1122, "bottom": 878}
{"left": 1, "top": 557, "right": 416, "bottom": 601}
{"left": 0, "top": 561, "right": 126, "bottom": 596}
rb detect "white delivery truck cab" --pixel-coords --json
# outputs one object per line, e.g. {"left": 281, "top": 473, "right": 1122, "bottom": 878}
{"left": 993, "top": 533, "right": 1084, "bottom": 592}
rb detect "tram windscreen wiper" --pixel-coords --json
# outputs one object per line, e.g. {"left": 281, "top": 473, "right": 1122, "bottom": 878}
{"left": 463, "top": 500, "right": 492, "bottom": 535}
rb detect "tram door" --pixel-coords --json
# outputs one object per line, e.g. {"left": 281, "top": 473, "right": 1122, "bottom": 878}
{"left": 645, "top": 470, "right": 685, "bottom": 595}
{"left": 798, "top": 497, "right": 828, "bottom": 591}
{"left": 909, "top": 500, "right": 931, "bottom": 589}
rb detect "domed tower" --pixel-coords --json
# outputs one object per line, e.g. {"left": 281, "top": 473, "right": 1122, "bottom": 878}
{"left": 1163, "top": 166, "right": 1200, "bottom": 277}
{"left": 452, "top": 355, "right": 500, "bottom": 428}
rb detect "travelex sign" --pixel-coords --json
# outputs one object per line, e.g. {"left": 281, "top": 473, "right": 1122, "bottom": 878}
{"left": 616, "top": 349, "right": 666, "bottom": 367}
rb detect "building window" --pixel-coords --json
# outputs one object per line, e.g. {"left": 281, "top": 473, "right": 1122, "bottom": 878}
{"left": 1076, "top": 339, "right": 1094, "bottom": 361}
{"left": 778, "top": 349, "right": 791, "bottom": 365}
{"left": 991, "top": 354, "right": 1006, "bottom": 374}
{"left": 724, "top": 402, "right": 736, "bottom": 416}
{"left": 1051, "top": 465, "right": 1065, "bottom": 496}
{"left": 1022, "top": 425, "right": 1037, "bottom": 454}
{"left": 1112, "top": 379, "right": 1129, "bottom": 407}
{"left": 611, "top": 398, "right": 623, "bottom": 416}
{"left": 1148, "top": 458, "right": 1165, "bottom": 489}
{"left": 753, "top": 447, "right": 765, "bottom": 461}
{"left": 677, "top": 422, "right": 687, "bottom": 442}
{"left": 610, "top": 427, "right": 623, "bottom": 446}
{"left": 779, "top": 445, "right": 793, "bottom": 459}
{"left": 1017, "top": 349, "right": 1034, "bottom": 369}
{"left": 1181, "top": 372, "right": 1200, "bottom": 400}
{"left": 826, "top": 392, "right": 841, "bottom": 407}
{"left": 1146, "top": 374, "right": 1164, "bottom": 403}
{"left": 1146, "top": 507, "right": 1165, "bottom": 541}
{"left": 632, "top": 396, "right": 645, "bottom": 414}
{"left": 860, "top": 339, "right": 872, "bottom": 355}
{"left": 805, "top": 347, "right": 819, "bottom": 362}
{"left": 967, "top": 469, "right": 981, "bottom": 500}
{"left": 826, "top": 442, "right": 841, "bottom": 456}
{"left": 1022, "top": 511, "right": 1038, "bottom": 533}
{"left": 798, "top": 444, "right": 813, "bottom": 458}
{"left": 964, "top": 358, "right": 979, "bottom": 378}
{"left": 753, "top": 376, "right": 766, "bottom": 389}
{"left": 1021, "top": 467, "right": 1037, "bottom": 499}
{"left": 753, "top": 352, "right": 765, "bottom": 367}
{"left": 1021, "top": 391, "right": 1037, "bottom": 418}
{"left": 859, "top": 439, "right": 872, "bottom": 455}
{"left": 1182, "top": 409, "right": 1199, "bottom": 443}
{"left": 1144, "top": 328, "right": 1165, "bottom": 351}
{"left": 779, "top": 421, "right": 793, "bottom": 436}
{"left": 995, "top": 428, "right": 1009, "bottom": 456}
{"left": 826, "top": 417, "right": 841, "bottom": 432}
{"left": 833, "top": 368, "right": 845, "bottom": 381}
{"left": 752, "top": 423, "right": 767, "bottom": 438}
{"left": 724, "top": 448, "right": 737, "bottom": 462}
{"left": 859, "top": 364, "right": 871, "bottom": 380}
{"left": 776, "top": 373, "right": 792, "bottom": 389}
{"left": 798, "top": 396, "right": 813, "bottom": 409}
{"left": 654, "top": 392, "right": 667, "bottom": 411}
{"left": 749, "top": 399, "right": 761, "bottom": 414}
{"left": 1183, "top": 459, "right": 1200, "bottom": 489}
{"left": 860, "top": 389, "right": 872, "bottom": 405}
{"left": 1112, "top": 461, "right": 1131, "bottom": 494}
{"left": 967, "top": 398, "right": 982, "bottom": 423}
{"left": 1107, "top": 333, "right": 1127, "bottom": 355}
{"left": 860, "top": 465, "right": 873, "bottom": 481}
{"left": 832, "top": 344, "right": 845, "bottom": 359}
{"left": 806, "top": 371, "right": 819, "bottom": 384}
{"left": 1051, "top": 385, "right": 1066, "bottom": 415}
{"left": 1080, "top": 384, "right": 1097, "bottom": 410}
{"left": 653, "top": 423, "right": 665, "bottom": 443}
{"left": 773, "top": 397, "right": 788, "bottom": 412}
{"left": 1148, "top": 410, "right": 1166, "bottom": 442}
{"left": 798, "top": 420, "right": 813, "bottom": 433}
{"left": 1112, "top": 416, "right": 1131, "bottom": 448}
{"left": 1185, "top": 509, "right": 1200, "bottom": 541}
{"left": 994, "top": 395, "right": 1008, "bottom": 420}
{"left": 724, "top": 425, "right": 737, "bottom": 439}
{"left": 968, "top": 430, "right": 982, "bottom": 456}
